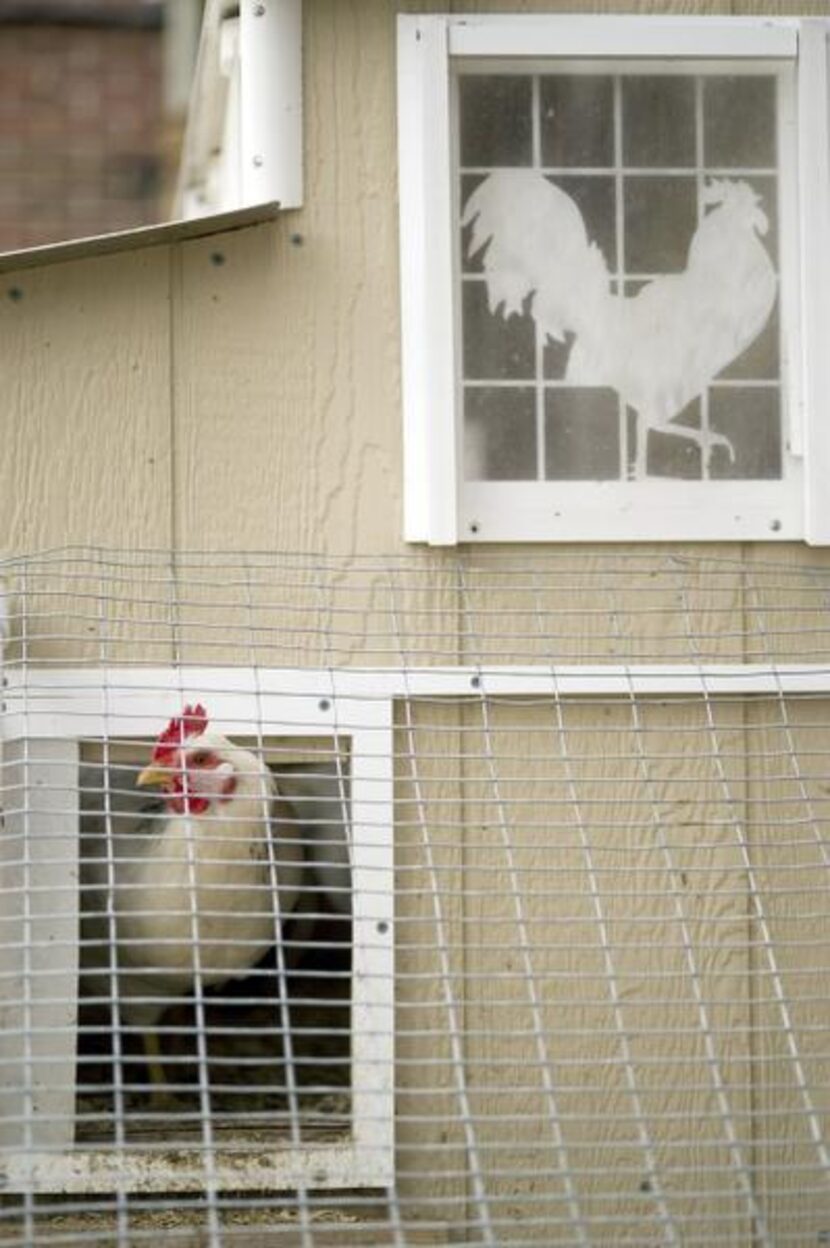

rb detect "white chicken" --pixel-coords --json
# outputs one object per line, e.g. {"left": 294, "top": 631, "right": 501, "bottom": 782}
{"left": 80, "top": 703, "right": 304, "bottom": 1100}
{"left": 462, "top": 170, "right": 778, "bottom": 479}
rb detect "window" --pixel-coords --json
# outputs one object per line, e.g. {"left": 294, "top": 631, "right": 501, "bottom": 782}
{"left": 397, "top": 16, "right": 830, "bottom": 544}
{"left": 0, "top": 675, "right": 393, "bottom": 1193}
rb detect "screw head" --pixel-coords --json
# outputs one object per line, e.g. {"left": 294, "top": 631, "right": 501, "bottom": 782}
{"left": 252, "top": 154, "right": 264, "bottom": 168}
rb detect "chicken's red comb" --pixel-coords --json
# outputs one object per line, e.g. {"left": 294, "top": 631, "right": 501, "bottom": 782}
{"left": 151, "top": 703, "right": 208, "bottom": 764}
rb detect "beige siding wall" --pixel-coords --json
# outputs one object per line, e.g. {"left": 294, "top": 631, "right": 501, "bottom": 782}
{"left": 2, "top": 2, "right": 830, "bottom": 1240}
{"left": 1, "top": 0, "right": 827, "bottom": 555}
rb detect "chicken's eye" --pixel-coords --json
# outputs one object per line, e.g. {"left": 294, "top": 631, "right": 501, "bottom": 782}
{"left": 189, "top": 750, "right": 210, "bottom": 767}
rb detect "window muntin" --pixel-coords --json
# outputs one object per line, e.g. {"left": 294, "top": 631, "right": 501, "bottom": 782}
{"left": 457, "top": 61, "right": 790, "bottom": 489}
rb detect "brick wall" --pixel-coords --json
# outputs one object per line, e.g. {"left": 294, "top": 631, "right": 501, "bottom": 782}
{"left": 0, "top": 7, "right": 167, "bottom": 251}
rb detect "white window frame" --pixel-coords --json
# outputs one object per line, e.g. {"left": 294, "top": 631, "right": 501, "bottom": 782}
{"left": 0, "top": 669, "right": 393, "bottom": 1193}
{"left": 397, "top": 15, "right": 830, "bottom": 546}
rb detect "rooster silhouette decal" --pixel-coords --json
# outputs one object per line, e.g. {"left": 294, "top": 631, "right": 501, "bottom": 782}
{"left": 462, "top": 171, "right": 778, "bottom": 480}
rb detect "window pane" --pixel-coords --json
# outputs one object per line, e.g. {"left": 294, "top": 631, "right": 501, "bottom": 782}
{"left": 704, "top": 76, "right": 776, "bottom": 168}
{"left": 622, "top": 77, "right": 696, "bottom": 168}
{"left": 543, "top": 331, "right": 575, "bottom": 383}
{"left": 461, "top": 174, "right": 488, "bottom": 274}
{"left": 644, "top": 402, "right": 704, "bottom": 479}
{"left": 733, "top": 174, "right": 778, "bottom": 267}
{"left": 459, "top": 76, "right": 532, "bottom": 167}
{"left": 719, "top": 301, "right": 779, "bottom": 381}
{"left": 624, "top": 176, "right": 697, "bottom": 273}
{"left": 539, "top": 76, "right": 614, "bottom": 168}
{"left": 462, "top": 281, "right": 536, "bottom": 380}
{"left": 709, "top": 387, "right": 782, "bottom": 479}
{"left": 550, "top": 175, "right": 617, "bottom": 272}
{"left": 465, "top": 388, "right": 537, "bottom": 480}
{"left": 545, "top": 389, "right": 620, "bottom": 480}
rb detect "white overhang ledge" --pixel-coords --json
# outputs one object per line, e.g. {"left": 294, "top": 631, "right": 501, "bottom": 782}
{"left": 0, "top": 201, "right": 282, "bottom": 276}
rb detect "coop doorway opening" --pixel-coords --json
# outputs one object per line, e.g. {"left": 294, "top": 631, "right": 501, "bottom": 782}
{"left": 76, "top": 738, "right": 352, "bottom": 1151}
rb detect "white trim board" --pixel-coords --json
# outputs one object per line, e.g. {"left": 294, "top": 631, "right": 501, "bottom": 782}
{"left": 447, "top": 16, "right": 798, "bottom": 59}
{"left": 0, "top": 203, "right": 282, "bottom": 276}
{"left": 4, "top": 664, "right": 830, "bottom": 740}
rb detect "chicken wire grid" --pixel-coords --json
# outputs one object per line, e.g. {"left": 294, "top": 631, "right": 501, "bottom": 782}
{"left": 3, "top": 546, "right": 830, "bottom": 1246}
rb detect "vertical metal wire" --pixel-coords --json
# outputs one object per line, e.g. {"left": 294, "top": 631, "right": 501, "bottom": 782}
{"left": 18, "top": 564, "right": 35, "bottom": 1247}
{"left": 180, "top": 754, "right": 222, "bottom": 1244}
{"left": 459, "top": 566, "right": 591, "bottom": 1246}
{"left": 166, "top": 551, "right": 223, "bottom": 1248}
{"left": 386, "top": 1181, "right": 408, "bottom": 1248}
{"left": 675, "top": 564, "right": 830, "bottom": 1195}
{"left": 242, "top": 553, "right": 311, "bottom": 1248}
{"left": 387, "top": 563, "right": 496, "bottom": 1247}
{"left": 527, "top": 569, "right": 680, "bottom": 1246}
{"left": 605, "top": 568, "right": 771, "bottom": 1244}
{"left": 742, "top": 568, "right": 830, "bottom": 1180}
{"left": 95, "top": 555, "right": 130, "bottom": 1248}
{"left": 311, "top": 561, "right": 384, "bottom": 1236}
{"left": 311, "top": 561, "right": 371, "bottom": 1245}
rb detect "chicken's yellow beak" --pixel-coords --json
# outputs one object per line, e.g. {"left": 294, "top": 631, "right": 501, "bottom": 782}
{"left": 136, "top": 765, "right": 170, "bottom": 788}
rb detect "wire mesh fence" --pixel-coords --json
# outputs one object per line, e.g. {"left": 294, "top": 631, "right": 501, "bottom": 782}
{"left": 2, "top": 546, "right": 830, "bottom": 1245}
